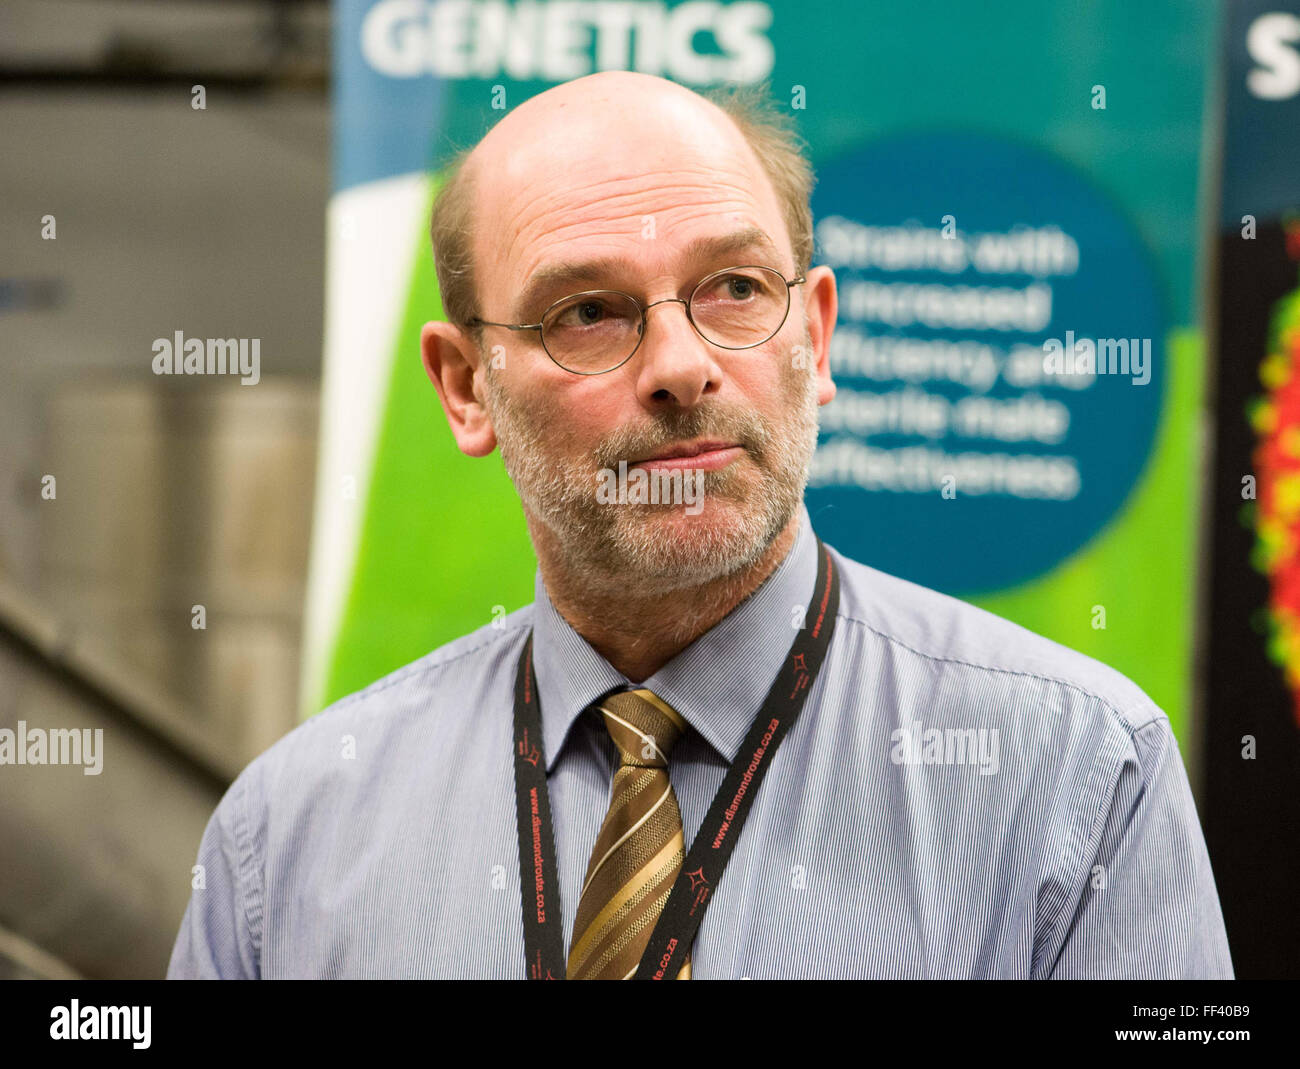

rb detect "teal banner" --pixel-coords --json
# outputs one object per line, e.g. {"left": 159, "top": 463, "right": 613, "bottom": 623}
{"left": 304, "top": 0, "right": 1214, "bottom": 752}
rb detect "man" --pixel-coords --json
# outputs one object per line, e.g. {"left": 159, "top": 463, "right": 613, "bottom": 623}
{"left": 168, "top": 71, "right": 1233, "bottom": 979}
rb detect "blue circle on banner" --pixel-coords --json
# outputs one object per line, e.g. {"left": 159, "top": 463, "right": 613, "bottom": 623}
{"left": 806, "top": 131, "right": 1166, "bottom": 595}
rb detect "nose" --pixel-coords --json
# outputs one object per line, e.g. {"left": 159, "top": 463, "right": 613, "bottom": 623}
{"left": 634, "top": 296, "right": 722, "bottom": 408}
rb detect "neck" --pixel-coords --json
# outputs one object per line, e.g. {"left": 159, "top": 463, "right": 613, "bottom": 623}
{"left": 532, "top": 511, "right": 802, "bottom": 682}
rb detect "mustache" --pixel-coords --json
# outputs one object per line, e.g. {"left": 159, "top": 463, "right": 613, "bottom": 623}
{"left": 591, "top": 404, "right": 771, "bottom": 469}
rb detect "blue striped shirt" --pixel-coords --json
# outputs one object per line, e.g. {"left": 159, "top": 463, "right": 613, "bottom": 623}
{"left": 167, "top": 504, "right": 1233, "bottom": 979}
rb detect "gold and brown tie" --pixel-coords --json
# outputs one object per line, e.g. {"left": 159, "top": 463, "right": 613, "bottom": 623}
{"left": 566, "top": 688, "right": 694, "bottom": 980}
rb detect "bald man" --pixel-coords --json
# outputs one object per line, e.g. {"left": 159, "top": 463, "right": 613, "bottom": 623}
{"left": 169, "top": 73, "right": 1232, "bottom": 980}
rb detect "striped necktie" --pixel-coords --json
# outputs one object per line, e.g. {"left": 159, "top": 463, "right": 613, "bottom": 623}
{"left": 566, "top": 688, "right": 693, "bottom": 980}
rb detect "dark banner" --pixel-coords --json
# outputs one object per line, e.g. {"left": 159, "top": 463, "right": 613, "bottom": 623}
{"left": 1204, "top": 0, "right": 1300, "bottom": 980}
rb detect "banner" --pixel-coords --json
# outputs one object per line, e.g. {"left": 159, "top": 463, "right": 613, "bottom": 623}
{"left": 1203, "top": 0, "right": 1300, "bottom": 980}
{"left": 304, "top": 0, "right": 1214, "bottom": 756}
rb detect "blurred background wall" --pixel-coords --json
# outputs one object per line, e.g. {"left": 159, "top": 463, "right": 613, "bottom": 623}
{"left": 0, "top": 0, "right": 328, "bottom": 978}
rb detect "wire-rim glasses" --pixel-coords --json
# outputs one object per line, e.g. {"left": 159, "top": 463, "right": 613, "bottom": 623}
{"left": 466, "top": 265, "right": 807, "bottom": 375}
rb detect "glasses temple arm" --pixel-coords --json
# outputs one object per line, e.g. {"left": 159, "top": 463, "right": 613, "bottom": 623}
{"left": 466, "top": 318, "right": 543, "bottom": 331}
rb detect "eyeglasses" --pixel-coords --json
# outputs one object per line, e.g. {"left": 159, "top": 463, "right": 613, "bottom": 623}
{"left": 466, "top": 265, "right": 807, "bottom": 375}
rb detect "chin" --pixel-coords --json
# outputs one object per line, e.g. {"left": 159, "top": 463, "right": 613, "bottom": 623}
{"left": 603, "top": 496, "right": 779, "bottom": 586}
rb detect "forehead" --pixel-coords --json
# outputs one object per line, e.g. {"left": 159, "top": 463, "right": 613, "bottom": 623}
{"left": 470, "top": 96, "right": 791, "bottom": 314}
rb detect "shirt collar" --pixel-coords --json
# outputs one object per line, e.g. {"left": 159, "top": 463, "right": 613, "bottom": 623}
{"left": 529, "top": 503, "right": 818, "bottom": 770}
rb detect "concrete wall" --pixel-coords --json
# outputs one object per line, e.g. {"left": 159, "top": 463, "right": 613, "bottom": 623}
{"left": 1, "top": 78, "right": 330, "bottom": 977}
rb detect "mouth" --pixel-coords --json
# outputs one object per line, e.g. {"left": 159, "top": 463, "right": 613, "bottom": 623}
{"left": 628, "top": 440, "right": 744, "bottom": 472}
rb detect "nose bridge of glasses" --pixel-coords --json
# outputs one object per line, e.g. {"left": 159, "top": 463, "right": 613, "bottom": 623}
{"left": 643, "top": 294, "right": 690, "bottom": 314}
{"left": 641, "top": 295, "right": 700, "bottom": 342}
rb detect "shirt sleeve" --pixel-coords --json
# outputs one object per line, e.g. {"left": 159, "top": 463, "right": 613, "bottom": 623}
{"left": 166, "top": 766, "right": 263, "bottom": 979}
{"left": 1038, "top": 714, "right": 1234, "bottom": 979}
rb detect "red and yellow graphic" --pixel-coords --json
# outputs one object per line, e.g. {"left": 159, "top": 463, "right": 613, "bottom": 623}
{"left": 1249, "top": 218, "right": 1300, "bottom": 728}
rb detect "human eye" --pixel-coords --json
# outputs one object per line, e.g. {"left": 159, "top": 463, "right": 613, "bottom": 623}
{"left": 698, "top": 269, "right": 776, "bottom": 304}
{"left": 548, "top": 293, "right": 630, "bottom": 329}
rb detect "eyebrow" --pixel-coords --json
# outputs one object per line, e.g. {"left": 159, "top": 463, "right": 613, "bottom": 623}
{"left": 512, "top": 226, "right": 785, "bottom": 320}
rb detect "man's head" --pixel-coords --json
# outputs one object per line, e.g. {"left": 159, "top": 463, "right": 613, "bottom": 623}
{"left": 421, "top": 71, "right": 837, "bottom": 594}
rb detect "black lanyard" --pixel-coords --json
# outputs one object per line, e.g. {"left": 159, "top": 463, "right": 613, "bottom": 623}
{"left": 511, "top": 536, "right": 840, "bottom": 979}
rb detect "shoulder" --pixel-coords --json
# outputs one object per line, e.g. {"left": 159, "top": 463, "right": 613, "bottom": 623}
{"left": 223, "top": 605, "right": 535, "bottom": 811}
{"left": 820, "top": 543, "right": 1195, "bottom": 914}
{"left": 825, "top": 542, "right": 1164, "bottom": 745}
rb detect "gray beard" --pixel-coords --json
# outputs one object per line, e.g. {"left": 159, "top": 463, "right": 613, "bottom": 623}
{"left": 483, "top": 331, "right": 822, "bottom": 595}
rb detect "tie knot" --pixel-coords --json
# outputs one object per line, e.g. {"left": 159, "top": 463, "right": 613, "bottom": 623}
{"left": 595, "top": 689, "right": 688, "bottom": 768}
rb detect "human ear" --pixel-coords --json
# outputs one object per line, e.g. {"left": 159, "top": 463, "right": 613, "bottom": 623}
{"left": 420, "top": 321, "right": 497, "bottom": 457}
{"left": 803, "top": 266, "right": 838, "bottom": 406}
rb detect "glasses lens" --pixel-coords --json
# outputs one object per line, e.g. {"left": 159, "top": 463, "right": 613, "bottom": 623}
{"left": 689, "top": 267, "right": 790, "bottom": 348}
{"left": 541, "top": 291, "right": 641, "bottom": 373}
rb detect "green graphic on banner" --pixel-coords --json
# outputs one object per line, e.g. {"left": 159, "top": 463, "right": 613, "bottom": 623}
{"left": 318, "top": 174, "right": 538, "bottom": 710}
